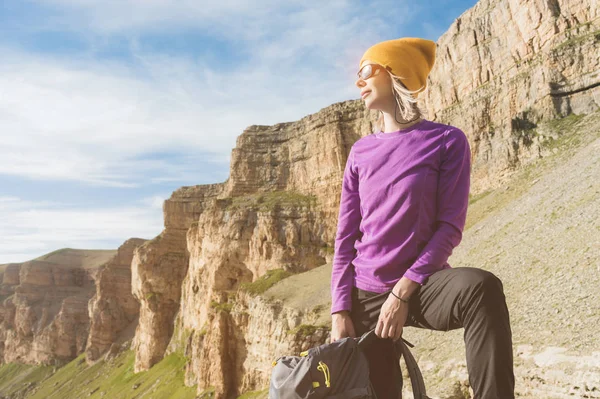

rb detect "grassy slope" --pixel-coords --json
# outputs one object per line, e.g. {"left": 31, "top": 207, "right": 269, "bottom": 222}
{"left": 0, "top": 362, "right": 55, "bottom": 398}
{"left": 0, "top": 350, "right": 201, "bottom": 399}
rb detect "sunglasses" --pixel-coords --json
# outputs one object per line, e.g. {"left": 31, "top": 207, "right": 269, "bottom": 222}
{"left": 357, "top": 64, "right": 388, "bottom": 80}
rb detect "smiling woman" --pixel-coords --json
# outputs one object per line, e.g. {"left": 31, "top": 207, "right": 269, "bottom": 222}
{"left": 330, "top": 37, "right": 516, "bottom": 399}
{"left": 355, "top": 38, "right": 432, "bottom": 134}
{"left": 357, "top": 63, "right": 427, "bottom": 134}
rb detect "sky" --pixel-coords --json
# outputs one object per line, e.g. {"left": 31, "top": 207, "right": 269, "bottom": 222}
{"left": 0, "top": 0, "right": 479, "bottom": 264}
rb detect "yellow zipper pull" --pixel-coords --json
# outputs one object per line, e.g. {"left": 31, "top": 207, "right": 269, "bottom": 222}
{"left": 317, "top": 361, "right": 331, "bottom": 388}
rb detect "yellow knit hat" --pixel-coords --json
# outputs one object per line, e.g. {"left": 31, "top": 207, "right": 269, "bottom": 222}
{"left": 359, "top": 37, "right": 436, "bottom": 97}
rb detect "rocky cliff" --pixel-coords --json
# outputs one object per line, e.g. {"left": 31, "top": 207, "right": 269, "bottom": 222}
{"left": 427, "top": 0, "right": 599, "bottom": 192}
{"left": 0, "top": 249, "right": 116, "bottom": 365}
{"left": 86, "top": 238, "right": 147, "bottom": 363}
{"left": 130, "top": 184, "right": 222, "bottom": 372}
{"left": 128, "top": 0, "right": 599, "bottom": 397}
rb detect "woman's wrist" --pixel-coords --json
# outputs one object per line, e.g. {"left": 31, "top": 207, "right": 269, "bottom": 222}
{"left": 332, "top": 310, "right": 350, "bottom": 317}
{"left": 392, "top": 276, "right": 420, "bottom": 301}
{"left": 390, "top": 290, "right": 410, "bottom": 303}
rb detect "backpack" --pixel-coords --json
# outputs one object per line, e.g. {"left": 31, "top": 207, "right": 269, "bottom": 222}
{"left": 269, "top": 329, "right": 430, "bottom": 398}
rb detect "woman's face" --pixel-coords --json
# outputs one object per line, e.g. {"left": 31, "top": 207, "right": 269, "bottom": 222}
{"left": 355, "top": 60, "right": 394, "bottom": 111}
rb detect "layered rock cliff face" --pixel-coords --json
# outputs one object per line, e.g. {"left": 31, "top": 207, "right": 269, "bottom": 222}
{"left": 131, "top": 102, "right": 372, "bottom": 378}
{"left": 86, "top": 238, "right": 147, "bottom": 363}
{"left": 0, "top": 249, "right": 116, "bottom": 365}
{"left": 126, "top": 0, "right": 599, "bottom": 397}
{"left": 427, "top": 0, "right": 600, "bottom": 191}
{"left": 174, "top": 193, "right": 334, "bottom": 396}
{"left": 131, "top": 184, "right": 224, "bottom": 372}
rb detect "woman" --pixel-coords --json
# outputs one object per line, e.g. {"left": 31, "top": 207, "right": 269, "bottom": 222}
{"left": 330, "top": 37, "right": 515, "bottom": 399}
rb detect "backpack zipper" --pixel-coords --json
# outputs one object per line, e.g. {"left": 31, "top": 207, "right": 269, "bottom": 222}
{"left": 317, "top": 361, "right": 331, "bottom": 387}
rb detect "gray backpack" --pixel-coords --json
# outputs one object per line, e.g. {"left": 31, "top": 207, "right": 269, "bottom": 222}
{"left": 269, "top": 329, "right": 429, "bottom": 399}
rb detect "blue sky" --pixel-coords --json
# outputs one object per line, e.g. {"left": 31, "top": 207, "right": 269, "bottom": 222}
{"left": 0, "top": 0, "right": 478, "bottom": 264}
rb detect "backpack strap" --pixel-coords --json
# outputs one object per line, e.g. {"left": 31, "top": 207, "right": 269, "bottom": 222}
{"left": 394, "top": 339, "right": 429, "bottom": 399}
{"left": 357, "top": 329, "right": 430, "bottom": 399}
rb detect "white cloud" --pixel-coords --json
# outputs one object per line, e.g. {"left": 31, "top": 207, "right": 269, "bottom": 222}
{"left": 0, "top": 0, "right": 432, "bottom": 262}
{"left": 0, "top": 196, "right": 163, "bottom": 264}
{"left": 1, "top": 1, "right": 417, "bottom": 187}
{"left": 32, "top": 0, "right": 363, "bottom": 40}
{"left": 0, "top": 48, "right": 258, "bottom": 185}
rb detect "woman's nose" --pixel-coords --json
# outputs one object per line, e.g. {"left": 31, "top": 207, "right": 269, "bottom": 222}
{"left": 355, "top": 78, "right": 365, "bottom": 88}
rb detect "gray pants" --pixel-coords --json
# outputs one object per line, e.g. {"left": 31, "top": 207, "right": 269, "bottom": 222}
{"left": 350, "top": 267, "right": 515, "bottom": 399}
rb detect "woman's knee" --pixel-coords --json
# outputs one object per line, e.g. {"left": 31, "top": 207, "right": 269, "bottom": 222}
{"left": 457, "top": 267, "right": 504, "bottom": 296}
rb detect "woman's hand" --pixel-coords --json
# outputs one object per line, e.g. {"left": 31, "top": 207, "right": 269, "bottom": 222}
{"left": 375, "top": 294, "right": 409, "bottom": 342}
{"left": 331, "top": 311, "right": 356, "bottom": 341}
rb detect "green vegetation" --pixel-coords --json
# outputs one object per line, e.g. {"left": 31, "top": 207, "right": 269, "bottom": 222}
{"left": 198, "top": 386, "right": 216, "bottom": 398}
{"left": 224, "top": 190, "right": 318, "bottom": 212}
{"left": 508, "top": 113, "right": 586, "bottom": 155}
{"left": 514, "top": 55, "right": 543, "bottom": 69}
{"left": 16, "top": 350, "right": 199, "bottom": 399}
{"left": 540, "top": 113, "right": 586, "bottom": 151}
{"left": 287, "top": 324, "right": 330, "bottom": 338}
{"left": 311, "top": 304, "right": 325, "bottom": 314}
{"left": 468, "top": 190, "right": 492, "bottom": 206}
{"left": 198, "top": 325, "right": 208, "bottom": 337}
{"left": 210, "top": 300, "right": 234, "bottom": 313}
{"left": 239, "top": 269, "right": 293, "bottom": 296}
{"left": 145, "top": 292, "right": 160, "bottom": 301}
{"left": 170, "top": 322, "right": 194, "bottom": 353}
{"left": 0, "top": 361, "right": 55, "bottom": 398}
{"left": 320, "top": 242, "right": 335, "bottom": 255}
{"left": 551, "top": 28, "right": 600, "bottom": 52}
{"left": 237, "top": 388, "right": 269, "bottom": 399}
{"left": 465, "top": 112, "right": 590, "bottom": 230}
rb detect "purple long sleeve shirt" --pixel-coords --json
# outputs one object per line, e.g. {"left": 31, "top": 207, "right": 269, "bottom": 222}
{"left": 330, "top": 119, "right": 471, "bottom": 314}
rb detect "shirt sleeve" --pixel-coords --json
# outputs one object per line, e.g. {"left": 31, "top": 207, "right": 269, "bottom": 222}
{"left": 330, "top": 145, "right": 362, "bottom": 314}
{"left": 403, "top": 127, "right": 471, "bottom": 285}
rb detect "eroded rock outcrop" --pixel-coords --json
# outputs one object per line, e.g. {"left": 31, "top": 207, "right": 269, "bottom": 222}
{"left": 0, "top": 249, "right": 116, "bottom": 365}
{"left": 86, "top": 238, "right": 147, "bottom": 363}
{"left": 426, "top": 0, "right": 599, "bottom": 191}
{"left": 131, "top": 102, "right": 372, "bottom": 377}
{"left": 131, "top": 184, "right": 224, "bottom": 372}
{"left": 174, "top": 195, "right": 330, "bottom": 396}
